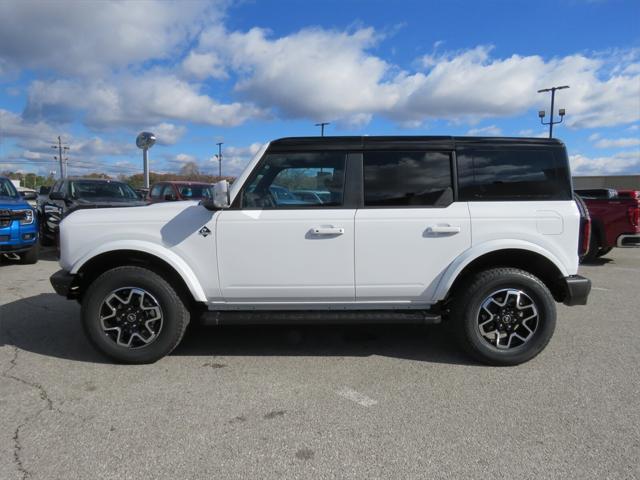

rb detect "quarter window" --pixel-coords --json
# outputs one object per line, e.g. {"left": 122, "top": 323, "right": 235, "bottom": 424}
{"left": 241, "top": 152, "right": 346, "bottom": 208}
{"left": 363, "top": 151, "right": 453, "bottom": 207}
{"left": 457, "top": 149, "right": 572, "bottom": 201}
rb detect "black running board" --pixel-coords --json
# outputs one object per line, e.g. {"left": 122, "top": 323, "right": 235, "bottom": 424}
{"left": 199, "top": 310, "right": 442, "bottom": 326}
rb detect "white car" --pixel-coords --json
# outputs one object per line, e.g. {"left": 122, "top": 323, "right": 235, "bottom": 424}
{"left": 51, "top": 136, "right": 591, "bottom": 365}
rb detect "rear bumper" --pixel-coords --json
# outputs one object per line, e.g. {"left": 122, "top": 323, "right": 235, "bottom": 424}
{"left": 563, "top": 275, "right": 591, "bottom": 306}
{"left": 50, "top": 269, "right": 79, "bottom": 298}
{"left": 617, "top": 233, "right": 640, "bottom": 248}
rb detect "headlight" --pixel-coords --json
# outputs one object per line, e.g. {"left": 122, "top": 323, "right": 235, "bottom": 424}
{"left": 16, "top": 209, "right": 34, "bottom": 225}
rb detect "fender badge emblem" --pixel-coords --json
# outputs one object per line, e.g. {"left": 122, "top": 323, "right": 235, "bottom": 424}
{"left": 199, "top": 226, "right": 212, "bottom": 237}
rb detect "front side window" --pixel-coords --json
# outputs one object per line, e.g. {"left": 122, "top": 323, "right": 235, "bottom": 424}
{"left": 363, "top": 151, "right": 453, "bottom": 207}
{"left": 0, "top": 178, "right": 19, "bottom": 198}
{"left": 150, "top": 184, "right": 163, "bottom": 198}
{"left": 241, "top": 152, "right": 346, "bottom": 208}
{"left": 457, "top": 149, "right": 572, "bottom": 201}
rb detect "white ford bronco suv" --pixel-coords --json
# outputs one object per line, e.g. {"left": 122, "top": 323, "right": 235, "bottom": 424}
{"left": 50, "top": 136, "right": 591, "bottom": 365}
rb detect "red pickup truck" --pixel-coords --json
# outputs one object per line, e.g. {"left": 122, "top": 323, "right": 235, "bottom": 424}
{"left": 576, "top": 188, "right": 640, "bottom": 261}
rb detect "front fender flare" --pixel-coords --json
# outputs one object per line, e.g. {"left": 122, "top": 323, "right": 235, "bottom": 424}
{"left": 70, "top": 240, "right": 208, "bottom": 303}
{"left": 432, "top": 240, "right": 570, "bottom": 302}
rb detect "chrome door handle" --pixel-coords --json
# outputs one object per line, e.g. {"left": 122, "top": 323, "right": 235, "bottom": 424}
{"left": 427, "top": 225, "right": 461, "bottom": 234}
{"left": 311, "top": 226, "right": 344, "bottom": 235}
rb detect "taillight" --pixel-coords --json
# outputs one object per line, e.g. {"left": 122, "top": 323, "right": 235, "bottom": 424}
{"left": 628, "top": 204, "right": 640, "bottom": 228}
{"left": 580, "top": 217, "right": 591, "bottom": 256}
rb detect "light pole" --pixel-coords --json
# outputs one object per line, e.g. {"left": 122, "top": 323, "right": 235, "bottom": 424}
{"left": 538, "top": 85, "right": 569, "bottom": 138}
{"left": 315, "top": 122, "right": 330, "bottom": 136}
{"left": 215, "top": 142, "right": 223, "bottom": 178}
{"left": 136, "top": 131, "right": 156, "bottom": 189}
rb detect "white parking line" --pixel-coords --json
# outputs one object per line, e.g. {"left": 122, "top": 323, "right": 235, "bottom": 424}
{"left": 592, "top": 287, "right": 610, "bottom": 291}
{"left": 336, "top": 387, "right": 378, "bottom": 407}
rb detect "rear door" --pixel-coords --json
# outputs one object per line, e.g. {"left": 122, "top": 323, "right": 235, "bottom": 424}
{"left": 355, "top": 150, "right": 471, "bottom": 303}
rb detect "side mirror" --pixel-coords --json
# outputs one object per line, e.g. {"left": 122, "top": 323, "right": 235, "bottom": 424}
{"left": 49, "top": 191, "right": 67, "bottom": 201}
{"left": 164, "top": 193, "right": 176, "bottom": 201}
{"left": 202, "top": 180, "right": 230, "bottom": 210}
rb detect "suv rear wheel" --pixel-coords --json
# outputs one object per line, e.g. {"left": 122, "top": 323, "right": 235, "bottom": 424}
{"left": 451, "top": 268, "right": 556, "bottom": 366}
{"left": 81, "top": 266, "right": 190, "bottom": 364}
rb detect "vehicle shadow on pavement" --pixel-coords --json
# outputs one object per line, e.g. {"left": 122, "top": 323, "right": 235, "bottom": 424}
{"left": 580, "top": 257, "right": 614, "bottom": 267}
{"left": 174, "top": 322, "right": 476, "bottom": 366}
{"left": 0, "top": 293, "right": 110, "bottom": 364}
{"left": 1, "top": 293, "right": 475, "bottom": 366}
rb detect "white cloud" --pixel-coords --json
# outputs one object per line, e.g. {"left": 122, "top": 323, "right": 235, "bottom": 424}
{"left": 467, "top": 125, "right": 502, "bottom": 136}
{"left": 570, "top": 151, "right": 640, "bottom": 175}
{"left": 182, "top": 52, "right": 227, "bottom": 80}
{"left": 0, "top": 0, "right": 218, "bottom": 76}
{"left": 214, "top": 143, "right": 264, "bottom": 176}
{"left": 191, "top": 26, "right": 640, "bottom": 128}
{"left": 518, "top": 129, "right": 548, "bottom": 138}
{"left": 593, "top": 137, "right": 640, "bottom": 148}
{"left": 23, "top": 74, "right": 263, "bottom": 128}
{"left": 148, "top": 123, "right": 186, "bottom": 146}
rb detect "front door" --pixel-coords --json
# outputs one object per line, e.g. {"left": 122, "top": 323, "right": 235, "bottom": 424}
{"left": 355, "top": 150, "right": 471, "bottom": 303}
{"left": 217, "top": 150, "right": 355, "bottom": 303}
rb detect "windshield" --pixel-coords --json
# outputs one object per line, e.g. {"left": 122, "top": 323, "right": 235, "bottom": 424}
{"left": 0, "top": 178, "right": 20, "bottom": 198}
{"left": 70, "top": 181, "right": 138, "bottom": 200}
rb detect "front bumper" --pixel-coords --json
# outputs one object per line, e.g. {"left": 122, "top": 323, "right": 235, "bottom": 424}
{"left": 563, "top": 275, "right": 591, "bottom": 306}
{"left": 50, "top": 269, "right": 80, "bottom": 299}
{"left": 617, "top": 233, "right": 640, "bottom": 248}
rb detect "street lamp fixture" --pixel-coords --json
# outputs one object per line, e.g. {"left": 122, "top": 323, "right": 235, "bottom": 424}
{"left": 537, "top": 85, "right": 569, "bottom": 138}
{"left": 136, "top": 131, "right": 156, "bottom": 189}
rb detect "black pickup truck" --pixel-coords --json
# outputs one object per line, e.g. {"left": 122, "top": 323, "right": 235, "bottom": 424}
{"left": 40, "top": 178, "right": 147, "bottom": 246}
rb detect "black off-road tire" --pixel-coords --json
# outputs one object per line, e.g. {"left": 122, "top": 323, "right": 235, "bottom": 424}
{"left": 81, "top": 266, "right": 190, "bottom": 364}
{"left": 19, "top": 243, "right": 40, "bottom": 264}
{"left": 450, "top": 268, "right": 556, "bottom": 366}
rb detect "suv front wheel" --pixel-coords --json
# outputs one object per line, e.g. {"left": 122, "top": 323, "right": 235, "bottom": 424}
{"left": 81, "top": 266, "right": 190, "bottom": 364}
{"left": 451, "top": 268, "right": 556, "bottom": 366}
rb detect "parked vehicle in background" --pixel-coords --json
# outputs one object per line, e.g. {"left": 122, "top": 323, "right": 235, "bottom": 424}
{"left": 0, "top": 176, "right": 39, "bottom": 264}
{"left": 148, "top": 181, "right": 213, "bottom": 203}
{"left": 292, "top": 189, "right": 332, "bottom": 204}
{"left": 17, "top": 187, "right": 38, "bottom": 208}
{"left": 575, "top": 188, "right": 640, "bottom": 261}
{"left": 51, "top": 136, "right": 591, "bottom": 366}
{"left": 40, "top": 178, "right": 147, "bottom": 246}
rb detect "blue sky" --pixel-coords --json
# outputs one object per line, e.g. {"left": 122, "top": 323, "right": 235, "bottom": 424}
{"left": 0, "top": 0, "right": 639, "bottom": 178}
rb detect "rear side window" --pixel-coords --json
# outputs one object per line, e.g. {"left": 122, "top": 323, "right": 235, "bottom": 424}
{"left": 457, "top": 149, "right": 572, "bottom": 201}
{"left": 363, "top": 151, "right": 453, "bottom": 207}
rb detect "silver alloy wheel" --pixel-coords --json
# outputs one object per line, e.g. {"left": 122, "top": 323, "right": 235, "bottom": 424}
{"left": 99, "top": 287, "right": 163, "bottom": 348}
{"left": 476, "top": 288, "right": 539, "bottom": 350}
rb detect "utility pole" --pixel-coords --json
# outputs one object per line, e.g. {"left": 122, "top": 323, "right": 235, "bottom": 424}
{"left": 215, "top": 142, "right": 223, "bottom": 178}
{"left": 136, "top": 132, "right": 156, "bottom": 189}
{"left": 51, "top": 136, "right": 69, "bottom": 179}
{"left": 315, "top": 122, "right": 330, "bottom": 136}
{"left": 537, "top": 85, "right": 569, "bottom": 138}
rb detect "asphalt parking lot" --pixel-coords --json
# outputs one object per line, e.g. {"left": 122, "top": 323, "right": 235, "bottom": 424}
{"left": 1, "top": 248, "right": 639, "bottom": 480}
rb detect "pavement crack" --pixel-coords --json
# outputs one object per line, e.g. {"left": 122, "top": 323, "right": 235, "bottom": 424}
{"left": 2, "top": 343, "right": 60, "bottom": 480}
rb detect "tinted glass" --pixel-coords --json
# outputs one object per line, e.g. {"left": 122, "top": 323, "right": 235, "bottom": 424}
{"left": 150, "top": 184, "right": 163, "bottom": 198}
{"left": 363, "top": 151, "right": 453, "bottom": 207}
{"left": 457, "top": 149, "right": 572, "bottom": 201}
{"left": 177, "top": 184, "right": 212, "bottom": 199}
{"left": 242, "top": 152, "right": 346, "bottom": 208}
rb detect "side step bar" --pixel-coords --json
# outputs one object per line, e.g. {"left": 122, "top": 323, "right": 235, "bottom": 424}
{"left": 200, "top": 310, "right": 442, "bottom": 326}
